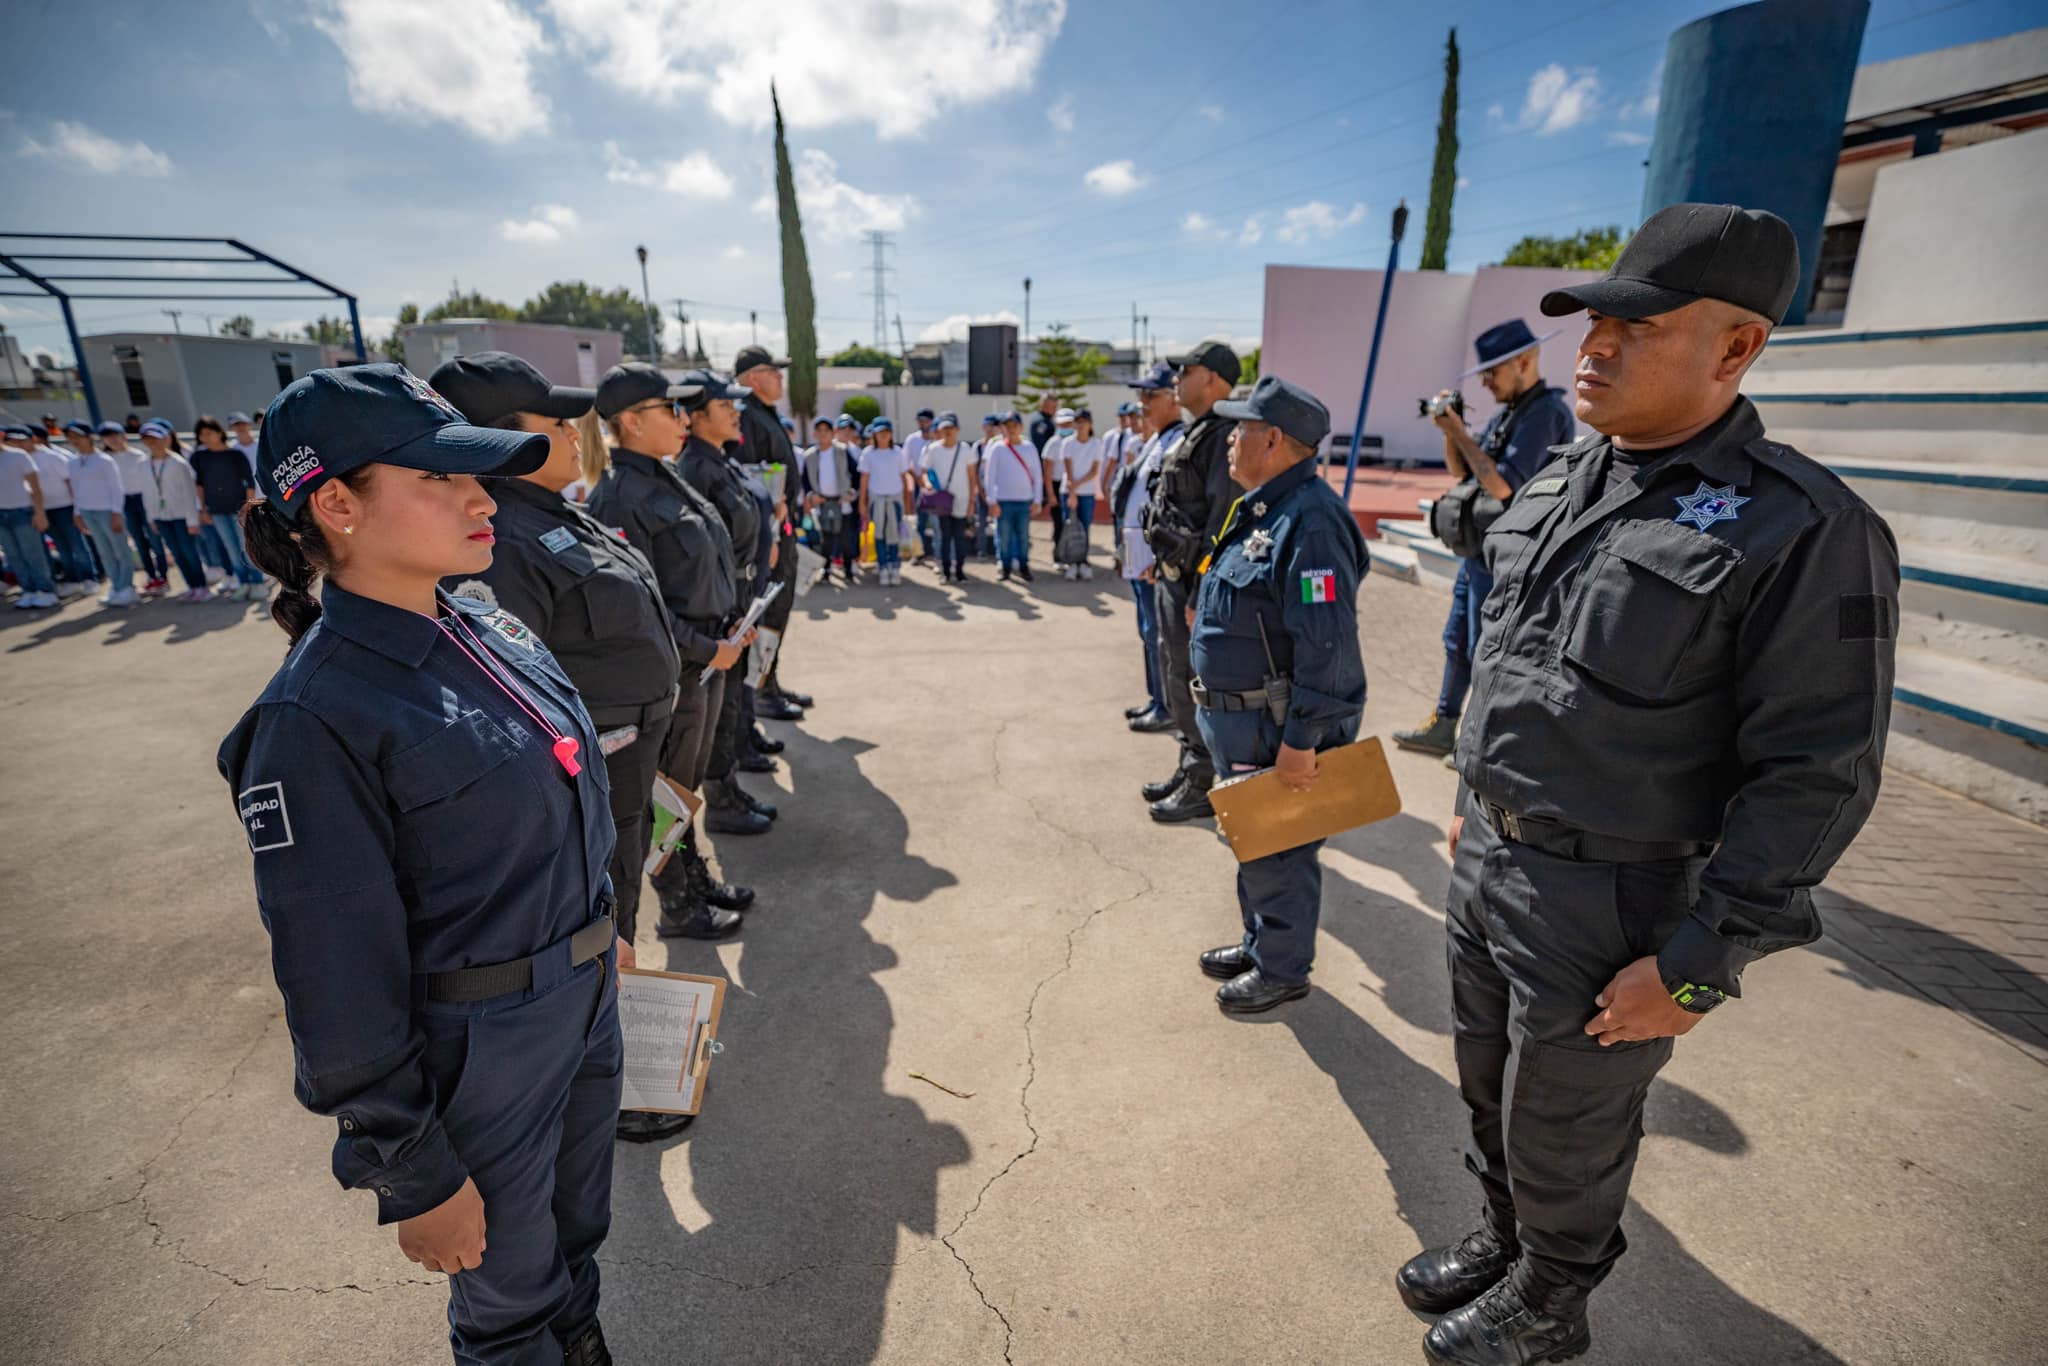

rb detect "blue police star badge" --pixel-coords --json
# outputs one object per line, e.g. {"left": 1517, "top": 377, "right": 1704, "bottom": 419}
{"left": 1673, "top": 482, "right": 1749, "bottom": 530}
{"left": 1245, "top": 529, "right": 1274, "bottom": 561}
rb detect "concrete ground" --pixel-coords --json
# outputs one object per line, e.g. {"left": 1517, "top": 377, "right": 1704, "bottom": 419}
{"left": 3, "top": 532, "right": 2044, "bottom": 1366}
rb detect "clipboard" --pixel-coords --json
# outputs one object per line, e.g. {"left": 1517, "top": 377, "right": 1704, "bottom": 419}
{"left": 644, "top": 771, "right": 703, "bottom": 877}
{"left": 616, "top": 967, "right": 727, "bottom": 1115}
{"left": 1208, "top": 735, "right": 1403, "bottom": 863}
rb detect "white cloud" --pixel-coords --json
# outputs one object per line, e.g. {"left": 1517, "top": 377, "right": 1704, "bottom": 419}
{"left": 1619, "top": 62, "right": 1662, "bottom": 121}
{"left": 1083, "top": 160, "right": 1146, "bottom": 196}
{"left": 1497, "top": 64, "right": 1600, "bottom": 136}
{"left": 785, "top": 148, "right": 916, "bottom": 238}
{"left": 17, "top": 120, "right": 172, "bottom": 176}
{"left": 663, "top": 314, "right": 787, "bottom": 368}
{"left": 1606, "top": 130, "right": 1650, "bottom": 147}
{"left": 1182, "top": 211, "right": 1214, "bottom": 235}
{"left": 1275, "top": 200, "right": 1367, "bottom": 245}
{"left": 917, "top": 310, "right": 1021, "bottom": 343}
{"left": 1198, "top": 104, "right": 1224, "bottom": 123}
{"left": 832, "top": 269, "right": 857, "bottom": 282}
{"left": 603, "top": 142, "right": 735, "bottom": 198}
{"left": 547, "top": 0, "right": 1068, "bottom": 140}
{"left": 1238, "top": 214, "right": 1266, "bottom": 247}
{"left": 721, "top": 244, "right": 747, "bottom": 261}
{"left": 1047, "top": 94, "right": 1076, "bottom": 133}
{"left": 1455, "top": 176, "right": 1471, "bottom": 189}
{"left": 312, "top": 0, "right": 550, "bottom": 143}
{"left": 498, "top": 203, "right": 580, "bottom": 243}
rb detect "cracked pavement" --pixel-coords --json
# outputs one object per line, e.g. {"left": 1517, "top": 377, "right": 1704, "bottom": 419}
{"left": 3, "top": 540, "right": 2044, "bottom": 1364}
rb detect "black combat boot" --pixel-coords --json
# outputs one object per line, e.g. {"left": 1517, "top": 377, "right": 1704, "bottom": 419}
{"left": 561, "top": 1319, "right": 613, "bottom": 1366}
{"left": 679, "top": 825, "right": 754, "bottom": 911}
{"left": 703, "top": 777, "right": 772, "bottom": 836}
{"left": 1141, "top": 772, "right": 1184, "bottom": 803}
{"left": 755, "top": 691, "right": 806, "bottom": 722}
{"left": 651, "top": 863, "right": 742, "bottom": 940}
{"left": 749, "top": 725, "right": 786, "bottom": 755}
{"left": 1397, "top": 1216, "right": 1519, "bottom": 1314}
{"left": 1422, "top": 1266, "right": 1591, "bottom": 1365}
{"left": 1149, "top": 782, "right": 1214, "bottom": 823}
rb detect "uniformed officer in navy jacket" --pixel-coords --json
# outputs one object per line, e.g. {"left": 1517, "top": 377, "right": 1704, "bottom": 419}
{"left": 1188, "top": 375, "right": 1369, "bottom": 1015}
{"left": 220, "top": 364, "right": 624, "bottom": 1366}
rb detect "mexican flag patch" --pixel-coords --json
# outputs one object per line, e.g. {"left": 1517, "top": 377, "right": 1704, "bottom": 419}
{"left": 1301, "top": 569, "right": 1336, "bottom": 604}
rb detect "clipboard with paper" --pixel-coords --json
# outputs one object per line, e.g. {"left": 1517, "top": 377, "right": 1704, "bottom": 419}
{"left": 1208, "top": 736, "right": 1404, "bottom": 863}
{"left": 616, "top": 967, "right": 727, "bottom": 1115}
{"left": 696, "top": 582, "right": 783, "bottom": 688}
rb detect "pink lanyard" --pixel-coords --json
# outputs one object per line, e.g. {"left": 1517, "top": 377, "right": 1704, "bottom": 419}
{"left": 434, "top": 614, "right": 583, "bottom": 776}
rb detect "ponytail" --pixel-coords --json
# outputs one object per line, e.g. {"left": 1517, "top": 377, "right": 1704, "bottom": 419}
{"left": 240, "top": 469, "right": 369, "bottom": 646}
{"left": 579, "top": 409, "right": 612, "bottom": 488}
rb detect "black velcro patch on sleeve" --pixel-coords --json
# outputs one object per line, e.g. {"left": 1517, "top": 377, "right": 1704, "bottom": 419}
{"left": 1838, "top": 594, "right": 1894, "bottom": 641}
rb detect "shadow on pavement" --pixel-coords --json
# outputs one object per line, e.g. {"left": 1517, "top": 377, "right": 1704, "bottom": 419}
{"left": 605, "top": 730, "right": 970, "bottom": 1364}
{"left": 2, "top": 595, "right": 261, "bottom": 650}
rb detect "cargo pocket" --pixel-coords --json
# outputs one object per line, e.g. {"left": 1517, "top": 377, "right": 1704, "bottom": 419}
{"left": 1560, "top": 519, "right": 1740, "bottom": 699}
{"left": 1507, "top": 1036, "right": 1672, "bottom": 1188}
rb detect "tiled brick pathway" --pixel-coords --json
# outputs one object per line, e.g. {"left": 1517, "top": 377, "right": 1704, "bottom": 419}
{"left": 1816, "top": 771, "right": 2048, "bottom": 1063}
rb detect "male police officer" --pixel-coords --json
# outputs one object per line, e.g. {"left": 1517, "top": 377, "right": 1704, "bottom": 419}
{"left": 1142, "top": 340, "right": 1241, "bottom": 822}
{"left": 1190, "top": 376, "right": 1367, "bottom": 1012}
{"left": 1394, "top": 319, "right": 1575, "bottom": 761}
{"left": 1406, "top": 204, "right": 1900, "bottom": 1365}
{"left": 732, "top": 344, "right": 814, "bottom": 720}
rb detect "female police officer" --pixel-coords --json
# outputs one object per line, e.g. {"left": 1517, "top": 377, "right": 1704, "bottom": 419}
{"left": 219, "top": 363, "right": 623, "bottom": 1366}
{"left": 585, "top": 364, "right": 761, "bottom": 929}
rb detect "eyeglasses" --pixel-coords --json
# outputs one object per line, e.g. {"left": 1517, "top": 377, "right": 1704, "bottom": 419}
{"left": 627, "top": 399, "right": 683, "bottom": 417}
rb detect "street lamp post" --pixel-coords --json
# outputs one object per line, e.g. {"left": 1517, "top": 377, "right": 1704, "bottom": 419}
{"left": 1023, "top": 277, "right": 1031, "bottom": 341}
{"left": 635, "top": 245, "right": 658, "bottom": 360}
{"left": 1344, "top": 199, "right": 1408, "bottom": 503}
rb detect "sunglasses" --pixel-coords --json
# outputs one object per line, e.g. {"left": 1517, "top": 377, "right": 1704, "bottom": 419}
{"left": 627, "top": 398, "right": 684, "bottom": 417}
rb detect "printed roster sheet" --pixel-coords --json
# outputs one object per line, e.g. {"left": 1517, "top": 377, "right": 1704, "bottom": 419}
{"left": 616, "top": 968, "right": 727, "bottom": 1115}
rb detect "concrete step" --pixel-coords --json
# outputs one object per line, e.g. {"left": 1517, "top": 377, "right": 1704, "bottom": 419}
{"left": 1751, "top": 319, "right": 2048, "bottom": 392}
{"left": 1365, "top": 537, "right": 1418, "bottom": 584}
{"left": 1889, "top": 646, "right": 2048, "bottom": 827}
{"left": 1896, "top": 647, "right": 2048, "bottom": 747}
{"left": 1838, "top": 459, "right": 2048, "bottom": 562}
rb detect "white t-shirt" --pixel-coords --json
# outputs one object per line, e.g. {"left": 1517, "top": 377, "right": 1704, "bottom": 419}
{"left": 109, "top": 447, "right": 151, "bottom": 497}
{"left": 0, "top": 446, "right": 39, "bottom": 510}
{"left": 1061, "top": 434, "right": 1104, "bottom": 499}
{"left": 980, "top": 437, "right": 1042, "bottom": 503}
{"left": 920, "top": 440, "right": 975, "bottom": 507}
{"left": 1041, "top": 431, "right": 1072, "bottom": 487}
{"left": 902, "top": 430, "right": 929, "bottom": 473}
{"left": 69, "top": 451, "right": 126, "bottom": 513}
{"left": 27, "top": 445, "right": 73, "bottom": 505}
{"left": 858, "top": 445, "right": 910, "bottom": 496}
{"left": 143, "top": 453, "right": 202, "bottom": 525}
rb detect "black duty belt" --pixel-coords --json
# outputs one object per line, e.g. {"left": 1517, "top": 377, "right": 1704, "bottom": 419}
{"left": 1479, "top": 801, "right": 1709, "bottom": 864}
{"left": 1191, "top": 681, "right": 1268, "bottom": 712}
{"left": 424, "top": 913, "right": 614, "bottom": 1003}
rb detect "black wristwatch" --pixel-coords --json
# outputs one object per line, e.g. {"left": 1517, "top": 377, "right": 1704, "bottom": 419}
{"left": 1662, "top": 971, "right": 1730, "bottom": 1015}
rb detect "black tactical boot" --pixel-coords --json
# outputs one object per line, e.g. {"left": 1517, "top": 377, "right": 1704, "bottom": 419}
{"left": 652, "top": 866, "right": 742, "bottom": 939}
{"left": 722, "top": 774, "right": 777, "bottom": 820}
{"left": 615, "top": 1111, "right": 694, "bottom": 1143}
{"left": 687, "top": 848, "right": 756, "bottom": 912}
{"left": 1149, "top": 782, "right": 1214, "bottom": 823}
{"left": 1141, "top": 772, "right": 1184, "bottom": 803}
{"left": 737, "top": 748, "right": 779, "bottom": 774}
{"left": 755, "top": 691, "right": 806, "bottom": 722}
{"left": 703, "top": 777, "right": 772, "bottom": 836}
{"left": 1423, "top": 1269, "right": 1591, "bottom": 1365}
{"left": 1393, "top": 711, "right": 1459, "bottom": 757}
{"left": 749, "top": 725, "right": 786, "bottom": 755}
{"left": 561, "top": 1318, "right": 613, "bottom": 1366}
{"left": 1397, "top": 1217, "right": 1519, "bottom": 1315}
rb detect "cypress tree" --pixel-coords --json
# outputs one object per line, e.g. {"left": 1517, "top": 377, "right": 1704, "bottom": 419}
{"left": 1420, "top": 28, "right": 1459, "bottom": 271}
{"left": 773, "top": 85, "right": 819, "bottom": 425}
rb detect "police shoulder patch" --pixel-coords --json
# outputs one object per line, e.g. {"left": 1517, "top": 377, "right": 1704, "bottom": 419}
{"left": 238, "top": 781, "right": 294, "bottom": 853}
{"left": 450, "top": 578, "right": 497, "bottom": 607}
{"left": 482, "top": 609, "right": 534, "bottom": 649}
{"left": 1523, "top": 476, "right": 1567, "bottom": 497}
{"left": 540, "top": 526, "right": 578, "bottom": 554}
{"left": 1300, "top": 568, "right": 1337, "bottom": 604}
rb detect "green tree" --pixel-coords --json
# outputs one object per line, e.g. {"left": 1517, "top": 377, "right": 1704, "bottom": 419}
{"left": 1420, "top": 28, "right": 1459, "bottom": 271}
{"left": 519, "top": 281, "right": 661, "bottom": 360}
{"left": 1017, "top": 324, "right": 1100, "bottom": 410}
{"left": 296, "top": 316, "right": 356, "bottom": 346}
{"left": 841, "top": 394, "right": 880, "bottom": 427}
{"left": 218, "top": 314, "right": 254, "bottom": 338}
{"left": 382, "top": 302, "right": 420, "bottom": 367}
{"left": 1497, "top": 225, "right": 1629, "bottom": 270}
{"left": 691, "top": 324, "right": 710, "bottom": 367}
{"left": 1238, "top": 346, "right": 1261, "bottom": 386}
{"left": 425, "top": 290, "right": 517, "bottom": 323}
{"left": 774, "top": 85, "right": 820, "bottom": 424}
{"left": 827, "top": 342, "right": 903, "bottom": 386}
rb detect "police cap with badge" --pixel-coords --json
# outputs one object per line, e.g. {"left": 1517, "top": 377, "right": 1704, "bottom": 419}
{"left": 429, "top": 350, "right": 595, "bottom": 425}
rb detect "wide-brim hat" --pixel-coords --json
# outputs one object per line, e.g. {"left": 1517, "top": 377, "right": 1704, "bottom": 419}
{"left": 1460, "top": 319, "right": 1560, "bottom": 377}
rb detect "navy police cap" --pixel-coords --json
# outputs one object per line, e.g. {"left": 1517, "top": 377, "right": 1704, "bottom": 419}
{"left": 674, "top": 368, "right": 750, "bottom": 412}
{"left": 1128, "top": 359, "right": 1176, "bottom": 391}
{"left": 256, "top": 363, "right": 547, "bottom": 519}
{"left": 1213, "top": 375, "right": 1331, "bottom": 452}
{"left": 430, "top": 350, "right": 594, "bottom": 426}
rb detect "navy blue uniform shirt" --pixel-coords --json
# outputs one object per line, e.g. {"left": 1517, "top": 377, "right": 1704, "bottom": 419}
{"left": 1477, "top": 382, "right": 1576, "bottom": 494}
{"left": 1191, "top": 456, "right": 1371, "bottom": 752}
{"left": 217, "top": 584, "right": 615, "bottom": 1224}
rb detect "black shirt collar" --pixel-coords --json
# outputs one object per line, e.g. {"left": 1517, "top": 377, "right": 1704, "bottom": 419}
{"left": 487, "top": 476, "right": 569, "bottom": 514}
{"left": 319, "top": 581, "right": 450, "bottom": 667}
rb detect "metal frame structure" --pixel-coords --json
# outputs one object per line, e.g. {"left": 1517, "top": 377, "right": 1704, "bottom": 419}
{"left": 0, "top": 231, "right": 364, "bottom": 423}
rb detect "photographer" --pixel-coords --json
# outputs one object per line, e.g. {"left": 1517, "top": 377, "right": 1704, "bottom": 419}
{"left": 1393, "top": 320, "right": 1575, "bottom": 760}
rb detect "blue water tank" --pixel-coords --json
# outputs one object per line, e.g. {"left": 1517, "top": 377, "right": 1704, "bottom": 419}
{"left": 1642, "top": 0, "right": 1869, "bottom": 325}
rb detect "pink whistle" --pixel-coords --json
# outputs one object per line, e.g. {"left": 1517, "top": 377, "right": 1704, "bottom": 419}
{"left": 553, "top": 735, "right": 582, "bottom": 776}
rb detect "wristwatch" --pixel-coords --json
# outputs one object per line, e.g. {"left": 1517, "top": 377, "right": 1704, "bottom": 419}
{"left": 1662, "top": 972, "right": 1730, "bottom": 1015}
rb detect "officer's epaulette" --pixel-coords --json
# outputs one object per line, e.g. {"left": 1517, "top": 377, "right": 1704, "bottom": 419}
{"left": 1742, "top": 436, "right": 1867, "bottom": 516}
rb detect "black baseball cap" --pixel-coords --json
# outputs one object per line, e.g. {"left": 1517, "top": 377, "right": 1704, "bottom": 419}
{"left": 1540, "top": 203, "right": 1801, "bottom": 325}
{"left": 674, "top": 368, "right": 750, "bottom": 412}
{"left": 430, "top": 351, "right": 594, "bottom": 426}
{"left": 1214, "top": 375, "right": 1330, "bottom": 451}
{"left": 732, "top": 345, "right": 786, "bottom": 375}
{"left": 1168, "top": 339, "right": 1242, "bottom": 386}
{"left": 595, "top": 363, "right": 698, "bottom": 420}
{"left": 256, "top": 363, "right": 547, "bottom": 518}
{"left": 1129, "top": 360, "right": 1176, "bottom": 391}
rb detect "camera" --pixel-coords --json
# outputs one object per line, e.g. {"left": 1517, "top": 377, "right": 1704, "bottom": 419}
{"left": 1419, "top": 390, "right": 1465, "bottom": 420}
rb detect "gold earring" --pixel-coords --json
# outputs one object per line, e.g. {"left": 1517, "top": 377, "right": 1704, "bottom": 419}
{"left": 341, "top": 525, "right": 354, "bottom": 535}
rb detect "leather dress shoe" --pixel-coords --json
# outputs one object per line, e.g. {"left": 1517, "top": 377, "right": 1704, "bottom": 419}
{"left": 756, "top": 692, "right": 806, "bottom": 722}
{"left": 1149, "top": 785, "right": 1214, "bottom": 823}
{"left": 1124, "top": 702, "right": 1153, "bottom": 719}
{"left": 1128, "top": 708, "right": 1176, "bottom": 733}
{"left": 1422, "top": 1275, "right": 1590, "bottom": 1365}
{"left": 749, "top": 727, "right": 786, "bottom": 755}
{"left": 1141, "top": 773, "right": 1183, "bottom": 803}
{"left": 687, "top": 853, "right": 755, "bottom": 912}
{"left": 561, "top": 1319, "right": 613, "bottom": 1366}
{"left": 615, "top": 1111, "right": 694, "bottom": 1144}
{"left": 1398, "top": 1224, "right": 1518, "bottom": 1315}
{"left": 737, "top": 749, "right": 779, "bottom": 774}
{"left": 774, "top": 686, "right": 815, "bottom": 709}
{"left": 655, "top": 898, "right": 743, "bottom": 940}
{"left": 1215, "top": 967, "right": 1311, "bottom": 1013}
{"left": 1199, "top": 945, "right": 1252, "bottom": 980}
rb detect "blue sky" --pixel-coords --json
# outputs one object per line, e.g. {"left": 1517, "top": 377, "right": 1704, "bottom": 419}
{"left": 2, "top": 0, "right": 2037, "bottom": 368}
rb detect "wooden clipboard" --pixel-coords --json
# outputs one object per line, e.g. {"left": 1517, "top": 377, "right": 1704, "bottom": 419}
{"left": 616, "top": 967, "right": 727, "bottom": 1116}
{"left": 1208, "top": 736, "right": 1403, "bottom": 863}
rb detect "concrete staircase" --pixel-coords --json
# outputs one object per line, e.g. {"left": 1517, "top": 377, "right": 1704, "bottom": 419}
{"left": 1367, "top": 319, "right": 2047, "bottom": 824}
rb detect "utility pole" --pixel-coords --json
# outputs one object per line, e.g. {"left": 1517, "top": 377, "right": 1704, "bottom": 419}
{"left": 1022, "top": 277, "right": 1032, "bottom": 341}
{"left": 1131, "top": 302, "right": 1138, "bottom": 351}
{"left": 635, "top": 245, "right": 657, "bottom": 361}
{"left": 1142, "top": 314, "right": 1151, "bottom": 362}
{"left": 671, "top": 300, "right": 689, "bottom": 361}
{"left": 750, "top": 310, "right": 758, "bottom": 345}
{"left": 161, "top": 308, "right": 184, "bottom": 334}
{"left": 1345, "top": 199, "right": 1409, "bottom": 502}
{"left": 863, "top": 230, "right": 894, "bottom": 348}
{"left": 200, "top": 314, "right": 216, "bottom": 336}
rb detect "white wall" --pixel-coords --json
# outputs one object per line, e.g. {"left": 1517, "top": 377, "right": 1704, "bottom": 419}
{"left": 1260, "top": 264, "right": 1597, "bottom": 467}
{"left": 1844, "top": 128, "right": 2048, "bottom": 332}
